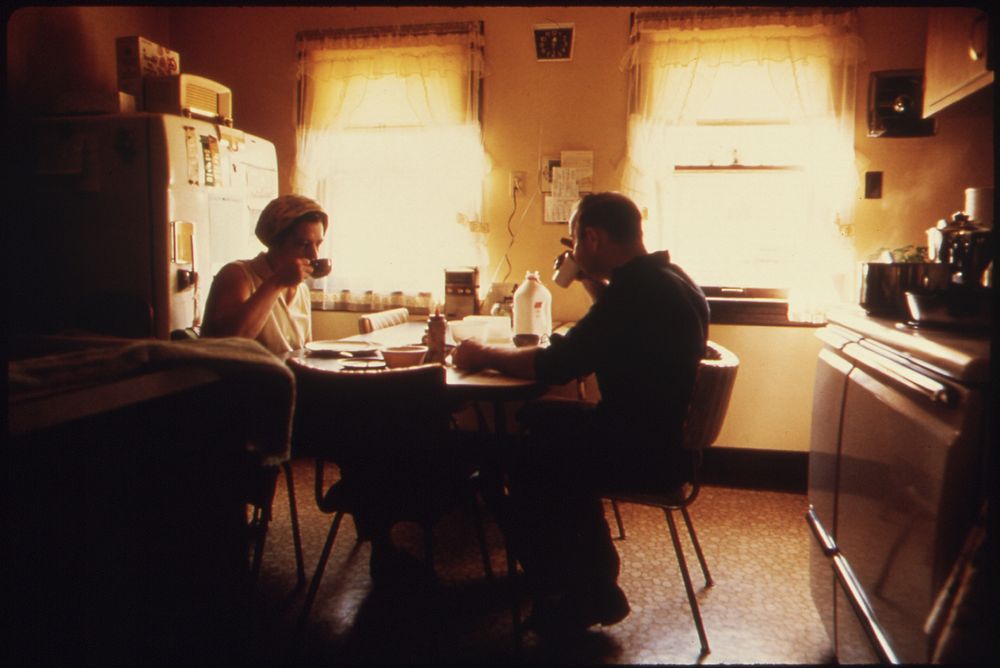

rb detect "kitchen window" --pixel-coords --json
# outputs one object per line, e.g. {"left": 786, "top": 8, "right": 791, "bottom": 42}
{"left": 622, "top": 8, "right": 865, "bottom": 324}
{"left": 294, "top": 22, "right": 489, "bottom": 305}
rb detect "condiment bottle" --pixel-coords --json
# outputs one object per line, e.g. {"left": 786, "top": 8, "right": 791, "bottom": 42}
{"left": 423, "top": 308, "right": 447, "bottom": 364}
{"left": 512, "top": 270, "right": 552, "bottom": 339}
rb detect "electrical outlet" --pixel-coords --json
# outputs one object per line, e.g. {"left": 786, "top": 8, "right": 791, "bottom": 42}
{"left": 511, "top": 171, "right": 527, "bottom": 195}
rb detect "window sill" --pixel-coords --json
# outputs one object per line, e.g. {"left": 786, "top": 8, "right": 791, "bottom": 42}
{"left": 311, "top": 302, "right": 434, "bottom": 316}
{"left": 707, "top": 297, "right": 824, "bottom": 327}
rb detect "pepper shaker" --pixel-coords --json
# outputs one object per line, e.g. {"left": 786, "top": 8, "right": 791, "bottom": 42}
{"left": 423, "top": 308, "right": 447, "bottom": 364}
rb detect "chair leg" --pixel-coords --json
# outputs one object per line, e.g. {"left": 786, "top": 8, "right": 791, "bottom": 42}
{"left": 506, "top": 538, "right": 522, "bottom": 652}
{"left": 679, "top": 506, "right": 713, "bottom": 587}
{"left": 610, "top": 499, "right": 626, "bottom": 540}
{"left": 248, "top": 502, "right": 269, "bottom": 585}
{"left": 283, "top": 461, "right": 306, "bottom": 588}
{"left": 664, "top": 508, "right": 710, "bottom": 655}
{"left": 468, "top": 492, "right": 494, "bottom": 579}
{"left": 297, "top": 510, "right": 345, "bottom": 630}
{"left": 423, "top": 523, "right": 435, "bottom": 575}
{"left": 473, "top": 402, "right": 490, "bottom": 433}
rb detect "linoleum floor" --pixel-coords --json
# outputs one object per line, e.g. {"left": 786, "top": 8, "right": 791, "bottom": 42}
{"left": 244, "top": 457, "right": 835, "bottom": 665}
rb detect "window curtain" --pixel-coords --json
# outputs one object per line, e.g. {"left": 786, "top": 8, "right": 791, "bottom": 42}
{"left": 295, "top": 23, "right": 489, "bottom": 302}
{"left": 621, "top": 8, "right": 865, "bottom": 322}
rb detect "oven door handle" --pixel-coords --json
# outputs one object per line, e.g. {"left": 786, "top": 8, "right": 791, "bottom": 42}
{"left": 805, "top": 507, "right": 838, "bottom": 557}
{"left": 832, "top": 552, "right": 901, "bottom": 664}
{"left": 842, "top": 342, "right": 955, "bottom": 406}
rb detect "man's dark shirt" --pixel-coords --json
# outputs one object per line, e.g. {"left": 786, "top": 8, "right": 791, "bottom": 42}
{"left": 532, "top": 250, "right": 709, "bottom": 489}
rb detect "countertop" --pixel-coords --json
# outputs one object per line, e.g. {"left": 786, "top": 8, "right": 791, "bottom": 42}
{"left": 825, "top": 305, "right": 992, "bottom": 384}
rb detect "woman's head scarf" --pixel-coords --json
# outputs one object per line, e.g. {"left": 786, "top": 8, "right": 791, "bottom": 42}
{"left": 255, "top": 195, "right": 328, "bottom": 247}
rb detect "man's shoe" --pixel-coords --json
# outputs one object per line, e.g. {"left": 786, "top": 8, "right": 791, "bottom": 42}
{"left": 526, "top": 584, "right": 630, "bottom": 635}
{"left": 572, "top": 583, "right": 630, "bottom": 627}
{"left": 369, "top": 545, "right": 435, "bottom": 590}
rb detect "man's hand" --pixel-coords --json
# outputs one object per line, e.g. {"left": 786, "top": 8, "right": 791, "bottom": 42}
{"left": 579, "top": 274, "right": 608, "bottom": 302}
{"left": 453, "top": 339, "right": 489, "bottom": 372}
{"left": 453, "top": 339, "right": 539, "bottom": 380}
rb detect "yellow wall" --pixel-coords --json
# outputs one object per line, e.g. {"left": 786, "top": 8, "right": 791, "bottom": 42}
{"left": 852, "top": 8, "right": 994, "bottom": 261}
{"left": 7, "top": 6, "right": 993, "bottom": 453}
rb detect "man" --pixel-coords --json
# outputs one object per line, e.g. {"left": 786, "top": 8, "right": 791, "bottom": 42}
{"left": 454, "top": 192, "right": 709, "bottom": 634}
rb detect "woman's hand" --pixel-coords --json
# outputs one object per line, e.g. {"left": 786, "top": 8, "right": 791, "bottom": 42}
{"left": 269, "top": 256, "right": 313, "bottom": 287}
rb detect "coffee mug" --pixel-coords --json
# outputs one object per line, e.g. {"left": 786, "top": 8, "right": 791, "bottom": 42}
{"left": 552, "top": 251, "right": 579, "bottom": 288}
{"left": 310, "top": 258, "right": 332, "bottom": 278}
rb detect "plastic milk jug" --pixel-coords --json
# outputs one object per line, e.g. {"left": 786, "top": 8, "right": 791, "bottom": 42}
{"left": 512, "top": 271, "right": 552, "bottom": 338}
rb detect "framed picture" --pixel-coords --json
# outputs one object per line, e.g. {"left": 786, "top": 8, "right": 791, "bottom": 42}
{"left": 533, "top": 23, "right": 574, "bottom": 62}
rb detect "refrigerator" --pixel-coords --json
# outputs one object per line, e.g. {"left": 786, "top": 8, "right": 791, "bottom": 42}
{"left": 20, "top": 112, "right": 278, "bottom": 339}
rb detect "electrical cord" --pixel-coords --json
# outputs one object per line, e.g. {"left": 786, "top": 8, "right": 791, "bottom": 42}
{"left": 492, "top": 186, "right": 539, "bottom": 286}
{"left": 500, "top": 189, "right": 517, "bottom": 282}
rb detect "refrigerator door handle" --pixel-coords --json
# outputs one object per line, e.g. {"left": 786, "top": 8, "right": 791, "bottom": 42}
{"left": 833, "top": 552, "right": 901, "bottom": 665}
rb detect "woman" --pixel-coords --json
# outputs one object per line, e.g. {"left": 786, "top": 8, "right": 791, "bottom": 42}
{"left": 202, "top": 194, "right": 328, "bottom": 354}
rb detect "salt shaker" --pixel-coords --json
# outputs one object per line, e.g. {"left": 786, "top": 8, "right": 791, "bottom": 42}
{"left": 423, "top": 308, "right": 447, "bottom": 364}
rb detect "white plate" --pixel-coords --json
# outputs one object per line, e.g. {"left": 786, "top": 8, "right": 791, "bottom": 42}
{"left": 305, "top": 340, "right": 381, "bottom": 357}
{"left": 339, "top": 358, "right": 387, "bottom": 370}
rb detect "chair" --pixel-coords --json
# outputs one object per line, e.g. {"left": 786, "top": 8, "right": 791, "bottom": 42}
{"left": 603, "top": 340, "right": 739, "bottom": 655}
{"left": 245, "top": 461, "right": 306, "bottom": 590}
{"left": 291, "top": 362, "right": 494, "bottom": 628}
{"left": 169, "top": 329, "right": 305, "bottom": 590}
{"left": 358, "top": 307, "right": 410, "bottom": 334}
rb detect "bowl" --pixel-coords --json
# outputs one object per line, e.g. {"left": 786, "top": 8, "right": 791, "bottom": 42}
{"left": 513, "top": 333, "right": 541, "bottom": 348}
{"left": 463, "top": 315, "right": 512, "bottom": 342}
{"left": 380, "top": 345, "right": 428, "bottom": 368}
{"left": 449, "top": 319, "right": 489, "bottom": 343}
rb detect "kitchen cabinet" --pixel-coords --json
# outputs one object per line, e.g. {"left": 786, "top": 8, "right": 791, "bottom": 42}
{"left": 923, "top": 8, "right": 993, "bottom": 118}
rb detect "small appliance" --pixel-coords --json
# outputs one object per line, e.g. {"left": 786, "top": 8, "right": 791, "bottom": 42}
{"left": 444, "top": 267, "right": 480, "bottom": 319}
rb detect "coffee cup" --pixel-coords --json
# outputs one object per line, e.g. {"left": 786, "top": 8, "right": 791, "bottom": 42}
{"left": 310, "top": 258, "right": 332, "bottom": 278}
{"left": 552, "top": 251, "right": 579, "bottom": 288}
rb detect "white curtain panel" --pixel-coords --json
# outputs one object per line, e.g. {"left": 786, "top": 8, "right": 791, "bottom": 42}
{"left": 294, "top": 24, "right": 489, "bottom": 299}
{"left": 621, "top": 8, "right": 866, "bottom": 321}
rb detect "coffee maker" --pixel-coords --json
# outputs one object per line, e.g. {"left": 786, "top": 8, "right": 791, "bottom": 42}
{"left": 911, "top": 189, "right": 993, "bottom": 328}
{"left": 926, "top": 211, "right": 992, "bottom": 286}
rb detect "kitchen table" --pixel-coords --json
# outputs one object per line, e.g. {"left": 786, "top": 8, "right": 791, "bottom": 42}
{"left": 285, "top": 321, "right": 548, "bottom": 432}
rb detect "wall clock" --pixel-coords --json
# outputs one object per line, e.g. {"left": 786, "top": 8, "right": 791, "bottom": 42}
{"left": 533, "top": 23, "right": 574, "bottom": 61}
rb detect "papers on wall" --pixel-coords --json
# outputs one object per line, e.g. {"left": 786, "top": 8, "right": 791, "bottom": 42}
{"left": 543, "top": 150, "right": 593, "bottom": 223}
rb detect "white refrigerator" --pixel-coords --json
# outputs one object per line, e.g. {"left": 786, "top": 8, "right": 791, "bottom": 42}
{"left": 26, "top": 112, "right": 278, "bottom": 339}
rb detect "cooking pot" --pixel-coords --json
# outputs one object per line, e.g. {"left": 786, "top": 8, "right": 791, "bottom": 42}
{"left": 859, "top": 262, "right": 953, "bottom": 317}
{"left": 905, "top": 285, "right": 992, "bottom": 329}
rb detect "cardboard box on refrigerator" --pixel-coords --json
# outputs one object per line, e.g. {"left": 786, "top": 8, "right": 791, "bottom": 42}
{"left": 116, "top": 36, "right": 180, "bottom": 110}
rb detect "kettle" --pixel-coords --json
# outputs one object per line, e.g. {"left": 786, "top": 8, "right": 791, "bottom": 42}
{"left": 926, "top": 211, "right": 993, "bottom": 285}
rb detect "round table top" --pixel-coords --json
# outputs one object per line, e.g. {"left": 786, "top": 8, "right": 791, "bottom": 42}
{"left": 285, "top": 321, "right": 546, "bottom": 403}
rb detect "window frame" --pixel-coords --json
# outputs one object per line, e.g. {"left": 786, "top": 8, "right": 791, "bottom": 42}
{"left": 643, "top": 116, "right": 825, "bottom": 328}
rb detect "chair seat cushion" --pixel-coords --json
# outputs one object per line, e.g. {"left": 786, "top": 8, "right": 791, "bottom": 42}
{"left": 604, "top": 483, "right": 694, "bottom": 509}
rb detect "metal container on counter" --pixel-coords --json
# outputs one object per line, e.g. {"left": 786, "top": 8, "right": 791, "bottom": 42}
{"left": 859, "top": 262, "right": 953, "bottom": 317}
{"left": 926, "top": 212, "right": 993, "bottom": 285}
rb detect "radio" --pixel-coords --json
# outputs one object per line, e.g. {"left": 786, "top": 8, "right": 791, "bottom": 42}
{"left": 144, "top": 74, "right": 233, "bottom": 126}
{"left": 444, "top": 267, "right": 480, "bottom": 319}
